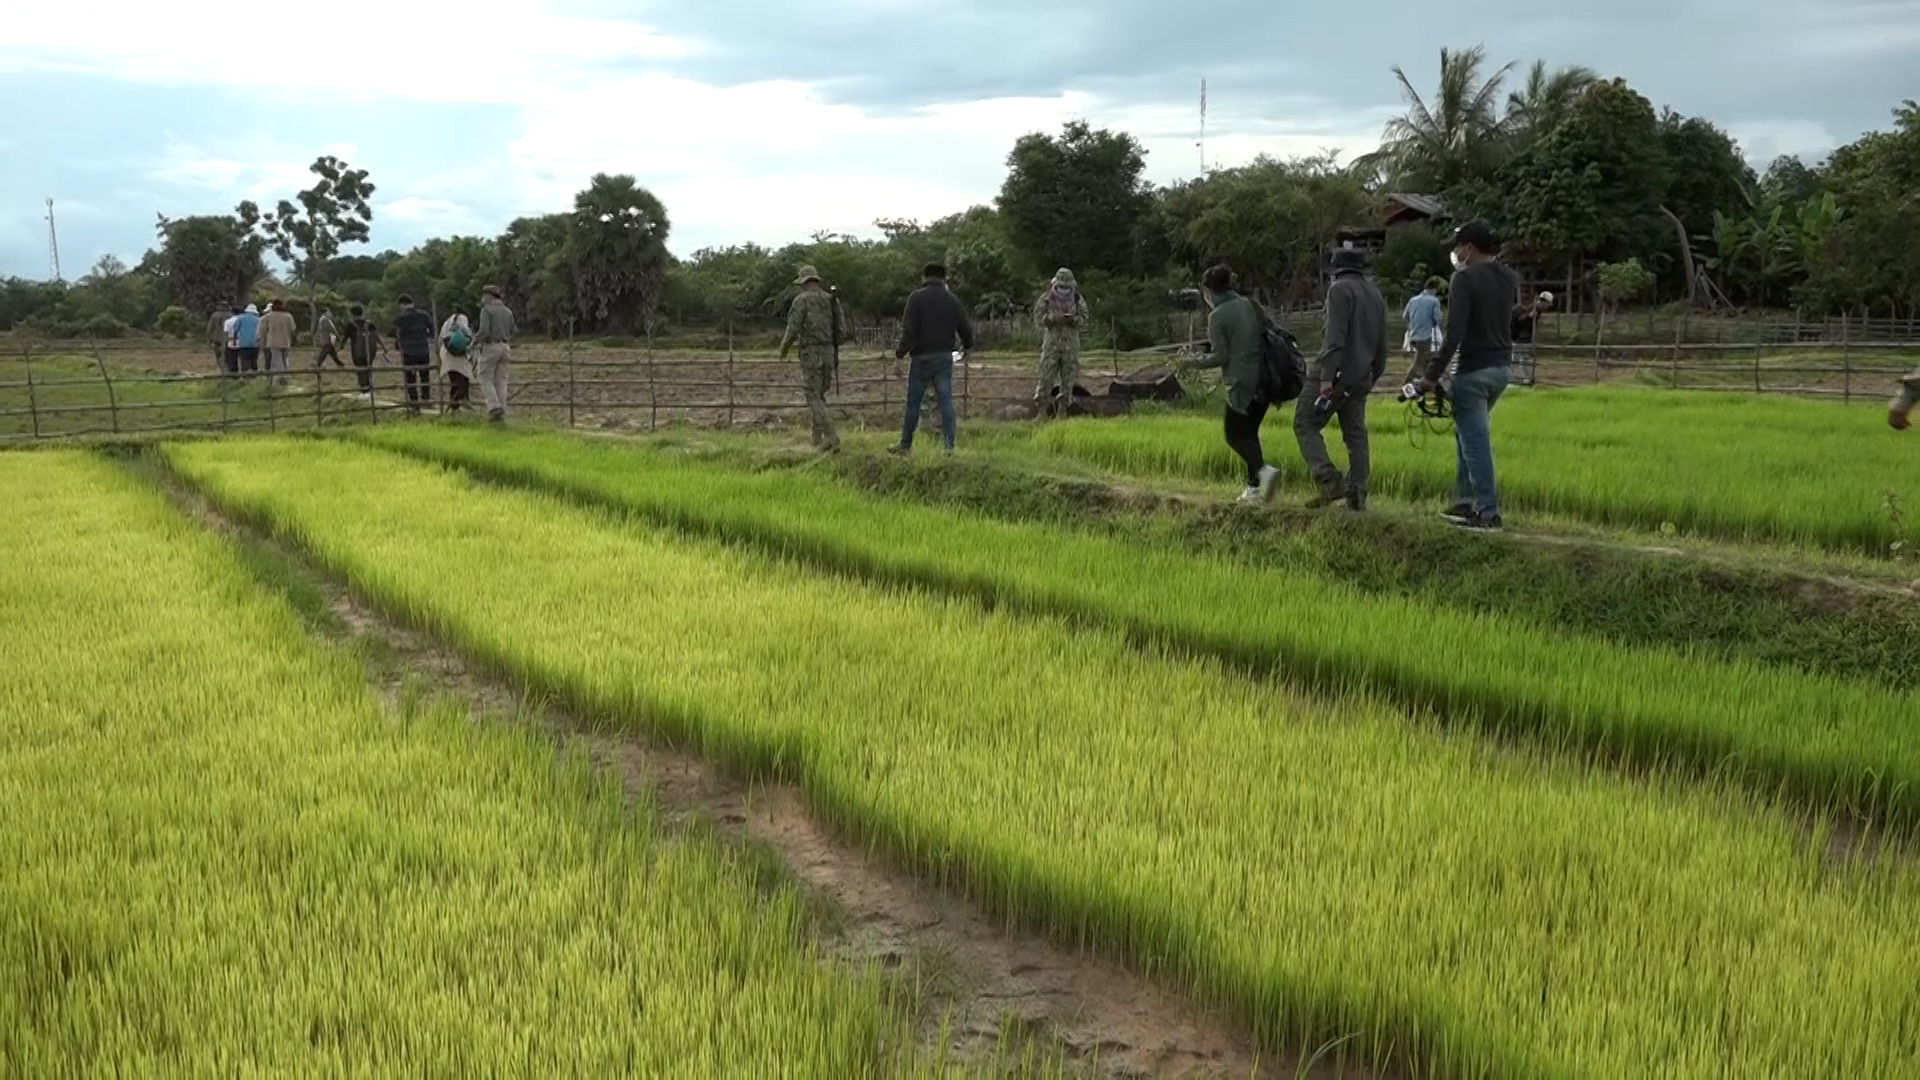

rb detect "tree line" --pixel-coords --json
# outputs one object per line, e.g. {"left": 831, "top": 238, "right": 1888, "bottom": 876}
{"left": 3, "top": 45, "right": 1915, "bottom": 349}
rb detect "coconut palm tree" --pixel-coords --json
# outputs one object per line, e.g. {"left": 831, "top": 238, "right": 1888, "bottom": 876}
{"left": 1505, "top": 60, "right": 1601, "bottom": 148}
{"left": 1359, "top": 45, "right": 1516, "bottom": 191}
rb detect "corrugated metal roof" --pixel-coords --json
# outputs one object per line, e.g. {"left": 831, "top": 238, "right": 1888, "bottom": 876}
{"left": 1385, "top": 193, "right": 1447, "bottom": 219}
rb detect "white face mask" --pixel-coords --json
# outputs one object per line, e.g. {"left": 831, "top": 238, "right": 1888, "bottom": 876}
{"left": 1450, "top": 251, "right": 1465, "bottom": 271}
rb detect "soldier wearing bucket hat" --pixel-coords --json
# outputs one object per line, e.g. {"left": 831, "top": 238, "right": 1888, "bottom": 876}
{"left": 1033, "top": 267, "right": 1089, "bottom": 417}
{"left": 780, "top": 264, "right": 849, "bottom": 452}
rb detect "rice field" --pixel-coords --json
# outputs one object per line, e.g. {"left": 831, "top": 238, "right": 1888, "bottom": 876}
{"left": 9, "top": 377, "right": 1920, "bottom": 1076}
{"left": 1028, "top": 386, "right": 1920, "bottom": 553}
{"left": 0, "top": 451, "right": 927, "bottom": 1076}
{"left": 154, "top": 437, "right": 1920, "bottom": 1078}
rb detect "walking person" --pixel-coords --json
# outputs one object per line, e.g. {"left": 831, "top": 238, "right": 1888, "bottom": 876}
{"left": 1892, "top": 371, "right": 1920, "bottom": 430}
{"left": 474, "top": 285, "right": 516, "bottom": 423}
{"left": 1418, "top": 221, "right": 1522, "bottom": 531}
{"left": 346, "top": 304, "right": 382, "bottom": 396}
{"left": 1400, "top": 277, "right": 1444, "bottom": 387}
{"left": 392, "top": 294, "right": 436, "bottom": 416}
{"left": 220, "top": 305, "right": 242, "bottom": 375}
{"left": 1033, "top": 268, "right": 1088, "bottom": 417}
{"left": 778, "top": 265, "right": 848, "bottom": 452}
{"left": 233, "top": 303, "right": 262, "bottom": 375}
{"left": 259, "top": 299, "right": 297, "bottom": 386}
{"left": 891, "top": 263, "right": 974, "bottom": 456}
{"left": 1188, "top": 263, "right": 1278, "bottom": 504}
{"left": 439, "top": 309, "right": 476, "bottom": 414}
{"left": 1295, "top": 247, "right": 1388, "bottom": 511}
{"left": 314, "top": 307, "right": 344, "bottom": 371}
{"left": 207, "top": 306, "right": 231, "bottom": 370}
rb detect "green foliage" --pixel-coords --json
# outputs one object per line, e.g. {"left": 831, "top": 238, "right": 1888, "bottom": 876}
{"left": 382, "top": 236, "right": 501, "bottom": 321}
{"left": 1497, "top": 78, "right": 1666, "bottom": 278}
{"left": 1360, "top": 45, "right": 1515, "bottom": 190}
{"left": 1596, "top": 258, "right": 1655, "bottom": 307}
{"left": 1160, "top": 153, "right": 1373, "bottom": 308}
{"left": 1374, "top": 223, "right": 1453, "bottom": 293}
{"left": 153, "top": 209, "right": 265, "bottom": 321}
{"left": 154, "top": 305, "right": 191, "bottom": 338}
{"left": 998, "top": 121, "right": 1153, "bottom": 278}
{"left": 259, "top": 156, "right": 376, "bottom": 327}
{"left": 567, "top": 173, "right": 672, "bottom": 333}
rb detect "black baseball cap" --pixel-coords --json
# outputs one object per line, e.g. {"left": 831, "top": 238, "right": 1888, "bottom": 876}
{"left": 1449, "top": 221, "right": 1497, "bottom": 252}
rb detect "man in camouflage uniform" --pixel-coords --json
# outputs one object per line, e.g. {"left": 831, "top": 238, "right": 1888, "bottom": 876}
{"left": 1893, "top": 371, "right": 1920, "bottom": 431}
{"left": 1033, "top": 267, "right": 1089, "bottom": 417}
{"left": 779, "top": 265, "right": 848, "bottom": 452}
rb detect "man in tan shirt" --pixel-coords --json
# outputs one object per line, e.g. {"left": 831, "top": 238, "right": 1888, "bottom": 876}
{"left": 259, "top": 300, "right": 298, "bottom": 381}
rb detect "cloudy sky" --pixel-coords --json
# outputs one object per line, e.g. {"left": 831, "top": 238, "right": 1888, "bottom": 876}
{"left": 1, "top": 0, "right": 1913, "bottom": 279}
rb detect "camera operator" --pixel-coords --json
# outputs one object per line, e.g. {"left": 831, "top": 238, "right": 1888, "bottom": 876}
{"left": 1295, "top": 247, "right": 1387, "bottom": 510}
{"left": 1418, "top": 221, "right": 1520, "bottom": 531}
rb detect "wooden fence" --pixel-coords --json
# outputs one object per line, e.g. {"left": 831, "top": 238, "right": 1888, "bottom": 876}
{"left": 2, "top": 319, "right": 1916, "bottom": 444}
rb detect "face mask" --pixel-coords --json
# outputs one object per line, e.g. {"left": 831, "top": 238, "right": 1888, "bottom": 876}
{"left": 1450, "top": 251, "right": 1465, "bottom": 271}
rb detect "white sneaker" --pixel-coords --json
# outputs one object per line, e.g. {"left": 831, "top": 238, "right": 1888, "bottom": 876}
{"left": 1257, "top": 465, "right": 1280, "bottom": 502}
{"left": 1236, "top": 487, "right": 1263, "bottom": 504}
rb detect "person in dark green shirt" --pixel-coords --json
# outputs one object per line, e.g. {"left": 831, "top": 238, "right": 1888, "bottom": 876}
{"left": 1189, "top": 263, "right": 1278, "bottom": 503}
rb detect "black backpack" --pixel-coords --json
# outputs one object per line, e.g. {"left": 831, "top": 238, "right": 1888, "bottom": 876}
{"left": 1252, "top": 303, "right": 1307, "bottom": 402}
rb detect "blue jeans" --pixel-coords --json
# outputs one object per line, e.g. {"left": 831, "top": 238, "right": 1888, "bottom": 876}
{"left": 900, "top": 352, "right": 956, "bottom": 450}
{"left": 1450, "top": 364, "right": 1510, "bottom": 515}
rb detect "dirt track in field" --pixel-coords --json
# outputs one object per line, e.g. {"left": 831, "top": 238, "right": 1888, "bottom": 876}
{"left": 149, "top": 461, "right": 1351, "bottom": 1079}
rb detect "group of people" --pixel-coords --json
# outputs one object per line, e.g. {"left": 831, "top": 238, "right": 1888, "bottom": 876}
{"left": 208, "top": 301, "right": 298, "bottom": 379}
{"left": 208, "top": 288, "right": 518, "bottom": 422}
{"left": 1193, "top": 219, "right": 1528, "bottom": 531}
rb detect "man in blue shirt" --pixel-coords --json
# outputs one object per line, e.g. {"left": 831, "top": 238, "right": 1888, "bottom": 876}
{"left": 233, "top": 304, "right": 263, "bottom": 375}
{"left": 1399, "top": 276, "right": 1443, "bottom": 387}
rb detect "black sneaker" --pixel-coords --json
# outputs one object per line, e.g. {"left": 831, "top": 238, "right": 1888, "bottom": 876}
{"left": 1304, "top": 484, "right": 1345, "bottom": 510}
{"left": 1345, "top": 491, "right": 1368, "bottom": 512}
{"left": 1440, "top": 502, "right": 1474, "bottom": 525}
{"left": 1451, "top": 511, "right": 1504, "bottom": 532}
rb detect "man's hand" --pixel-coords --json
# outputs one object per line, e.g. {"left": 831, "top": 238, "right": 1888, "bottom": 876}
{"left": 1416, "top": 377, "right": 1436, "bottom": 395}
{"left": 1319, "top": 380, "right": 1336, "bottom": 398}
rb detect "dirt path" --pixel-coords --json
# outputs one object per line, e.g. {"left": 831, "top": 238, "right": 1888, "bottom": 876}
{"left": 145, "top": 458, "right": 1336, "bottom": 1080}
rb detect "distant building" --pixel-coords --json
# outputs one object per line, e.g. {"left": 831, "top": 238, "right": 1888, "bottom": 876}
{"left": 1335, "top": 193, "right": 1452, "bottom": 259}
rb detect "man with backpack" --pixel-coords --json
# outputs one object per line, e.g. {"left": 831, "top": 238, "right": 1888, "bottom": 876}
{"left": 1190, "top": 263, "right": 1281, "bottom": 504}
{"left": 392, "top": 294, "right": 437, "bottom": 416}
{"left": 1033, "top": 267, "right": 1089, "bottom": 417}
{"left": 346, "top": 304, "right": 382, "bottom": 396}
{"left": 1294, "top": 246, "right": 1388, "bottom": 511}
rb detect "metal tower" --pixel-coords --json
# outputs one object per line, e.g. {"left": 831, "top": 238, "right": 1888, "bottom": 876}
{"left": 46, "top": 198, "right": 63, "bottom": 282}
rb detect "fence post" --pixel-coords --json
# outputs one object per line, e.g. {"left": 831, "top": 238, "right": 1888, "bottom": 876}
{"left": 1841, "top": 311, "right": 1852, "bottom": 403}
{"left": 24, "top": 345, "right": 40, "bottom": 439}
{"left": 1110, "top": 317, "right": 1119, "bottom": 381}
{"left": 567, "top": 319, "right": 578, "bottom": 428}
{"left": 1592, "top": 312, "right": 1604, "bottom": 384}
{"left": 726, "top": 316, "right": 736, "bottom": 428}
{"left": 90, "top": 344, "right": 120, "bottom": 435}
{"left": 314, "top": 358, "right": 325, "bottom": 427}
{"left": 1753, "top": 333, "right": 1763, "bottom": 394}
{"left": 1670, "top": 316, "right": 1681, "bottom": 389}
{"left": 646, "top": 318, "right": 658, "bottom": 432}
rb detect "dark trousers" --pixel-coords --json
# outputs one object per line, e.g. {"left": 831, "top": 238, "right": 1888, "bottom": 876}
{"left": 402, "top": 354, "right": 432, "bottom": 409}
{"left": 222, "top": 347, "right": 240, "bottom": 375}
{"left": 447, "top": 371, "right": 471, "bottom": 410}
{"left": 237, "top": 347, "right": 260, "bottom": 374}
{"left": 900, "top": 352, "right": 956, "bottom": 449}
{"left": 1223, "top": 396, "right": 1270, "bottom": 487}
{"left": 1294, "top": 385, "right": 1371, "bottom": 495}
{"left": 315, "top": 342, "right": 342, "bottom": 368}
{"left": 352, "top": 355, "right": 373, "bottom": 392}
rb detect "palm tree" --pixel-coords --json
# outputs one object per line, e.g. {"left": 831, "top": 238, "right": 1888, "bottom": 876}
{"left": 1505, "top": 61, "right": 1600, "bottom": 147}
{"left": 1360, "top": 45, "right": 1516, "bottom": 191}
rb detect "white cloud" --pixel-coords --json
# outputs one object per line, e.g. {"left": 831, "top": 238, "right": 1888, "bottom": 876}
{"left": 1729, "top": 119, "right": 1838, "bottom": 163}
{"left": 1793, "top": 0, "right": 1920, "bottom": 56}
{"left": 0, "top": 0, "right": 683, "bottom": 103}
{"left": 383, "top": 196, "right": 480, "bottom": 232}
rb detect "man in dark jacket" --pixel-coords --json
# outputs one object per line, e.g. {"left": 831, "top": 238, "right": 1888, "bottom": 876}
{"left": 346, "top": 304, "right": 382, "bottom": 395}
{"left": 1418, "top": 221, "right": 1523, "bottom": 531}
{"left": 1295, "top": 246, "right": 1388, "bottom": 510}
{"left": 891, "top": 263, "right": 975, "bottom": 455}
{"left": 392, "top": 294, "right": 437, "bottom": 415}
{"left": 1189, "top": 263, "right": 1276, "bottom": 503}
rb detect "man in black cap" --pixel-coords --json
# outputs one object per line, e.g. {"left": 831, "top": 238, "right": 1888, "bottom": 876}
{"left": 891, "top": 262, "right": 975, "bottom": 456}
{"left": 1295, "top": 245, "right": 1388, "bottom": 510}
{"left": 1419, "top": 220, "right": 1522, "bottom": 531}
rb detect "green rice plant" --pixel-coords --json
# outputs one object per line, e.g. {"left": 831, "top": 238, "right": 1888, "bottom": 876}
{"left": 0, "top": 450, "right": 933, "bottom": 1076}
{"left": 166, "top": 437, "right": 1920, "bottom": 1079}
{"left": 360, "top": 425, "right": 1920, "bottom": 833}
{"left": 1027, "top": 386, "right": 1920, "bottom": 554}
